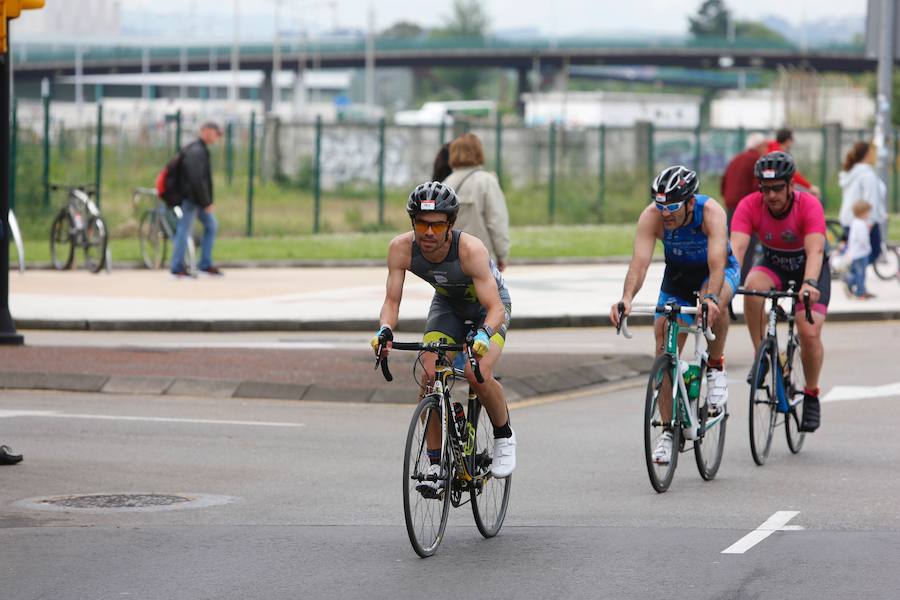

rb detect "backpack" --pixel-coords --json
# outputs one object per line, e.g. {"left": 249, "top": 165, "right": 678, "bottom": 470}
{"left": 155, "top": 150, "right": 185, "bottom": 208}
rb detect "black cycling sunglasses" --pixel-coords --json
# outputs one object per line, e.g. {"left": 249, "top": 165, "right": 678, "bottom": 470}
{"left": 759, "top": 182, "right": 787, "bottom": 194}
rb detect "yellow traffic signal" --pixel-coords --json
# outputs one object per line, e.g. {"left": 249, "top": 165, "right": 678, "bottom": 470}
{"left": 2, "top": 0, "right": 45, "bottom": 52}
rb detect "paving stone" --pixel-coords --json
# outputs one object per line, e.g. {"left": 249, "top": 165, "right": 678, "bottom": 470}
{"left": 233, "top": 381, "right": 308, "bottom": 400}
{"left": 0, "top": 371, "right": 44, "bottom": 389}
{"left": 167, "top": 378, "right": 240, "bottom": 398}
{"left": 38, "top": 373, "right": 108, "bottom": 393}
{"left": 102, "top": 376, "right": 174, "bottom": 395}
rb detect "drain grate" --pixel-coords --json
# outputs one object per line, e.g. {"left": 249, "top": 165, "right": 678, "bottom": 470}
{"left": 40, "top": 494, "right": 192, "bottom": 509}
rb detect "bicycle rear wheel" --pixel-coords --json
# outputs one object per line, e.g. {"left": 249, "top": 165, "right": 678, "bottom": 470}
{"left": 49, "top": 209, "right": 75, "bottom": 270}
{"left": 749, "top": 340, "right": 777, "bottom": 466}
{"left": 139, "top": 210, "right": 167, "bottom": 269}
{"left": 470, "top": 398, "right": 511, "bottom": 538}
{"left": 872, "top": 244, "right": 900, "bottom": 281}
{"left": 784, "top": 340, "right": 806, "bottom": 454}
{"left": 403, "top": 395, "right": 451, "bottom": 558}
{"left": 694, "top": 363, "right": 727, "bottom": 481}
{"left": 83, "top": 216, "right": 108, "bottom": 273}
{"left": 644, "top": 354, "right": 680, "bottom": 493}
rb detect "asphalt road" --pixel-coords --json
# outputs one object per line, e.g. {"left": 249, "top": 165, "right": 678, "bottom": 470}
{"left": 2, "top": 322, "right": 900, "bottom": 599}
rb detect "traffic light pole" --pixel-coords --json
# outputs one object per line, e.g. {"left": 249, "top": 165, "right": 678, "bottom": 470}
{"left": 0, "top": 20, "right": 23, "bottom": 344}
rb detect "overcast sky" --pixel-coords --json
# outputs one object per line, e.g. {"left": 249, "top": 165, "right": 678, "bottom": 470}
{"left": 126, "top": 0, "right": 867, "bottom": 36}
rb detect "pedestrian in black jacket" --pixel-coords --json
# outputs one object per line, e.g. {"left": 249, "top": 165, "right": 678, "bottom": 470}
{"left": 171, "top": 122, "right": 223, "bottom": 277}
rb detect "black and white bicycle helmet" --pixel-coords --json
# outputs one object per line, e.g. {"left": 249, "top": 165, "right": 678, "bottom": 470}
{"left": 754, "top": 151, "right": 796, "bottom": 181}
{"left": 651, "top": 165, "right": 699, "bottom": 204}
{"left": 406, "top": 181, "right": 460, "bottom": 219}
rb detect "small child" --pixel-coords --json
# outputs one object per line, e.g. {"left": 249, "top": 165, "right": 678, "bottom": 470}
{"left": 845, "top": 200, "right": 872, "bottom": 299}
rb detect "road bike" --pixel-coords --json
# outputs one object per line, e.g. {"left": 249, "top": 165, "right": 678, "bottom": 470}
{"left": 49, "top": 184, "right": 108, "bottom": 273}
{"left": 374, "top": 331, "right": 511, "bottom": 557}
{"left": 737, "top": 284, "right": 813, "bottom": 466}
{"left": 132, "top": 187, "right": 195, "bottom": 274}
{"left": 617, "top": 301, "right": 726, "bottom": 493}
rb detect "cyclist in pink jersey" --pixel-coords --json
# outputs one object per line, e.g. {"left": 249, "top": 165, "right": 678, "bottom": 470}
{"left": 730, "top": 151, "right": 827, "bottom": 432}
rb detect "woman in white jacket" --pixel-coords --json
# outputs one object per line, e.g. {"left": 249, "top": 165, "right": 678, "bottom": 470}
{"left": 838, "top": 141, "right": 886, "bottom": 264}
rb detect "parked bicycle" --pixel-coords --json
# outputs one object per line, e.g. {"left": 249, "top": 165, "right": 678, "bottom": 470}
{"left": 736, "top": 284, "right": 813, "bottom": 466}
{"left": 49, "top": 184, "right": 108, "bottom": 273}
{"left": 8, "top": 209, "right": 25, "bottom": 273}
{"left": 132, "top": 187, "right": 195, "bottom": 274}
{"left": 617, "top": 301, "right": 726, "bottom": 494}
{"left": 374, "top": 331, "right": 511, "bottom": 558}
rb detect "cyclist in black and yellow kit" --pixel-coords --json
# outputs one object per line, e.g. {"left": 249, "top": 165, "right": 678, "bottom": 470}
{"left": 371, "top": 182, "right": 515, "bottom": 491}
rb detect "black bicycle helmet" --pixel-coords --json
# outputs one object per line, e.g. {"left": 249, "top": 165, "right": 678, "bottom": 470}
{"left": 651, "top": 165, "right": 699, "bottom": 204}
{"left": 754, "top": 151, "right": 796, "bottom": 181}
{"left": 406, "top": 181, "right": 460, "bottom": 219}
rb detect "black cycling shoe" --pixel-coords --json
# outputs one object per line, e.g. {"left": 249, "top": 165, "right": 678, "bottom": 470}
{"left": 0, "top": 445, "right": 23, "bottom": 465}
{"left": 799, "top": 394, "right": 820, "bottom": 432}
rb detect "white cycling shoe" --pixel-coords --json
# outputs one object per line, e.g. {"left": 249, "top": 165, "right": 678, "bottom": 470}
{"left": 491, "top": 430, "right": 517, "bottom": 478}
{"left": 706, "top": 368, "right": 728, "bottom": 411}
{"left": 652, "top": 430, "right": 673, "bottom": 465}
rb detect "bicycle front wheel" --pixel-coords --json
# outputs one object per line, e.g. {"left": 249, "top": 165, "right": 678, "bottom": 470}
{"left": 139, "top": 210, "right": 167, "bottom": 269}
{"left": 50, "top": 209, "right": 75, "bottom": 270}
{"left": 872, "top": 244, "right": 900, "bottom": 281}
{"left": 784, "top": 340, "right": 806, "bottom": 454}
{"left": 749, "top": 340, "right": 777, "bottom": 466}
{"left": 694, "top": 364, "right": 727, "bottom": 481}
{"left": 644, "top": 354, "right": 680, "bottom": 493}
{"left": 403, "top": 395, "right": 451, "bottom": 558}
{"left": 470, "top": 398, "right": 511, "bottom": 538}
{"left": 83, "top": 216, "right": 108, "bottom": 273}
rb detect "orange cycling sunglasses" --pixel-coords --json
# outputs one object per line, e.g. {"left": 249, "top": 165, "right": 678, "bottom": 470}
{"left": 413, "top": 219, "right": 450, "bottom": 235}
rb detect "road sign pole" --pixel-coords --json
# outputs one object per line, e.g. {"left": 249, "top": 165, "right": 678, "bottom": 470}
{"left": 1, "top": 22, "right": 23, "bottom": 344}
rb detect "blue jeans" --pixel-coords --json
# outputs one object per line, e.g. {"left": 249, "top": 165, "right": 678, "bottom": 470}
{"left": 170, "top": 199, "right": 217, "bottom": 273}
{"left": 847, "top": 257, "right": 868, "bottom": 297}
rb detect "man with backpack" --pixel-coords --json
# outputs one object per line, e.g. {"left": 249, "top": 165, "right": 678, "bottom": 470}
{"left": 168, "top": 121, "right": 223, "bottom": 278}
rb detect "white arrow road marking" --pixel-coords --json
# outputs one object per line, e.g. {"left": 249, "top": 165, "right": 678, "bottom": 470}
{"left": 0, "top": 409, "right": 304, "bottom": 428}
{"left": 822, "top": 382, "right": 900, "bottom": 403}
{"left": 721, "top": 511, "right": 802, "bottom": 554}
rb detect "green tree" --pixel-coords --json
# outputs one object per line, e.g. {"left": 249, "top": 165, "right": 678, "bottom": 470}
{"left": 688, "top": 0, "right": 730, "bottom": 38}
{"left": 428, "top": 0, "right": 491, "bottom": 100}
{"left": 734, "top": 21, "right": 788, "bottom": 44}
{"left": 379, "top": 21, "right": 424, "bottom": 39}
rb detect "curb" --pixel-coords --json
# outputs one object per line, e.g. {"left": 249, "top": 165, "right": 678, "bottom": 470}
{"left": 0, "top": 355, "right": 652, "bottom": 403}
{"left": 15, "top": 310, "right": 900, "bottom": 333}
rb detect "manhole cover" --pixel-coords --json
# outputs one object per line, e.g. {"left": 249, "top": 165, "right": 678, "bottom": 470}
{"left": 42, "top": 494, "right": 191, "bottom": 509}
{"left": 16, "top": 493, "right": 235, "bottom": 513}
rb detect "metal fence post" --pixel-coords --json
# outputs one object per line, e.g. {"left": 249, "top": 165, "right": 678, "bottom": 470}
{"left": 598, "top": 124, "right": 606, "bottom": 214}
{"left": 647, "top": 122, "right": 655, "bottom": 184}
{"left": 174, "top": 109, "right": 182, "bottom": 154}
{"left": 226, "top": 121, "right": 234, "bottom": 186}
{"left": 94, "top": 103, "right": 103, "bottom": 207}
{"left": 820, "top": 125, "right": 828, "bottom": 209}
{"left": 439, "top": 118, "right": 446, "bottom": 145}
{"left": 9, "top": 99, "right": 16, "bottom": 211}
{"left": 495, "top": 111, "right": 503, "bottom": 187}
{"left": 42, "top": 82, "right": 50, "bottom": 209}
{"left": 736, "top": 126, "right": 745, "bottom": 154}
{"left": 548, "top": 122, "right": 557, "bottom": 223}
{"left": 314, "top": 115, "right": 322, "bottom": 234}
{"left": 893, "top": 130, "right": 899, "bottom": 213}
{"left": 693, "top": 124, "right": 702, "bottom": 173}
{"left": 377, "top": 117, "right": 385, "bottom": 226}
{"left": 246, "top": 112, "right": 256, "bottom": 237}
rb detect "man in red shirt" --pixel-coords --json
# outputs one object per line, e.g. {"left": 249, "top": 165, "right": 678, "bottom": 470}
{"left": 767, "top": 128, "right": 821, "bottom": 197}
{"left": 722, "top": 132, "right": 768, "bottom": 224}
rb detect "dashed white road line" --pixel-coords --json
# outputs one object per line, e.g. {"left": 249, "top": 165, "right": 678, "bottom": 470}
{"left": 822, "top": 381, "right": 900, "bottom": 403}
{"left": 721, "top": 511, "right": 802, "bottom": 554}
{"left": 0, "top": 409, "right": 304, "bottom": 428}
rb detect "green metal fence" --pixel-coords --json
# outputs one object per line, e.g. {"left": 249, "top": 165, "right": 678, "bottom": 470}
{"left": 8, "top": 101, "right": 898, "bottom": 243}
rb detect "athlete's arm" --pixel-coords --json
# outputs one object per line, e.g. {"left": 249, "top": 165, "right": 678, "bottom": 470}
{"left": 610, "top": 206, "right": 658, "bottom": 326}
{"left": 376, "top": 233, "right": 411, "bottom": 330}
{"left": 801, "top": 232, "right": 825, "bottom": 305}
{"left": 729, "top": 195, "right": 755, "bottom": 269}
{"left": 701, "top": 198, "right": 727, "bottom": 322}
{"left": 458, "top": 234, "right": 506, "bottom": 334}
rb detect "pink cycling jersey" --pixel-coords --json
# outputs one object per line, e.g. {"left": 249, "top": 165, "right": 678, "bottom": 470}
{"left": 731, "top": 191, "right": 826, "bottom": 273}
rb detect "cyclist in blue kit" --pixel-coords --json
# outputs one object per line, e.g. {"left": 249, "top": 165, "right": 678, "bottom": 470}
{"left": 610, "top": 165, "right": 740, "bottom": 464}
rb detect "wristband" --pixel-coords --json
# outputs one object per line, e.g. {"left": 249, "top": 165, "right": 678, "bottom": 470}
{"left": 480, "top": 325, "right": 494, "bottom": 339}
{"left": 803, "top": 278, "right": 820, "bottom": 290}
{"left": 702, "top": 293, "right": 720, "bottom": 306}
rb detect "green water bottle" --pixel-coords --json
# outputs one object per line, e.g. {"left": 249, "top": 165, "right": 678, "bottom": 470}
{"left": 685, "top": 364, "right": 701, "bottom": 400}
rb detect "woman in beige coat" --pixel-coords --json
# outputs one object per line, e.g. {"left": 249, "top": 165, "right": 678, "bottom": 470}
{"left": 442, "top": 133, "right": 511, "bottom": 271}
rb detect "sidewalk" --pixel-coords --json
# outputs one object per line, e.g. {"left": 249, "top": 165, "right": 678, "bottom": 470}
{"left": 9, "top": 264, "right": 900, "bottom": 332}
